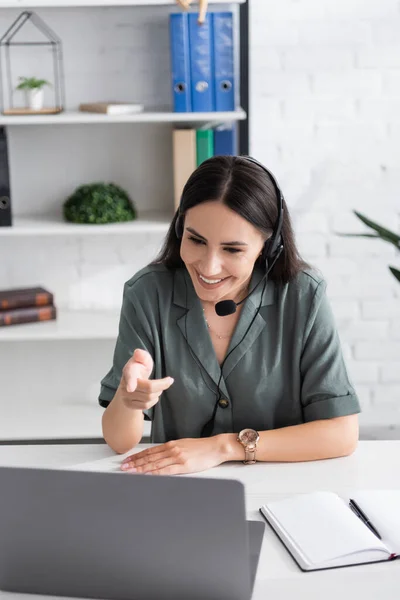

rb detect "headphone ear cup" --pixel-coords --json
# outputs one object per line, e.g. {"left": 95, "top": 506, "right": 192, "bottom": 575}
{"left": 263, "top": 239, "right": 271, "bottom": 259}
{"left": 267, "top": 234, "right": 283, "bottom": 260}
{"left": 263, "top": 235, "right": 283, "bottom": 272}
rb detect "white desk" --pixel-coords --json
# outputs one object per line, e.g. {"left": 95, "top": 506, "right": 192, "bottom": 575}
{"left": 0, "top": 441, "right": 399, "bottom": 600}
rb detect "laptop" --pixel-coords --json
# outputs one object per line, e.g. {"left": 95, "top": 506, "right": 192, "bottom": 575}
{"left": 0, "top": 466, "right": 264, "bottom": 600}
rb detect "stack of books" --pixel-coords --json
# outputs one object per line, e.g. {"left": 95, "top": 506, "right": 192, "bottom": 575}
{"left": 172, "top": 124, "right": 236, "bottom": 209}
{"left": 169, "top": 12, "right": 236, "bottom": 113}
{"left": 0, "top": 286, "right": 56, "bottom": 327}
{"left": 78, "top": 102, "right": 144, "bottom": 116}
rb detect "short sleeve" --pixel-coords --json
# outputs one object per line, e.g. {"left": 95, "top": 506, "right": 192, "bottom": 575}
{"left": 98, "top": 283, "right": 155, "bottom": 421}
{"left": 300, "top": 281, "right": 361, "bottom": 422}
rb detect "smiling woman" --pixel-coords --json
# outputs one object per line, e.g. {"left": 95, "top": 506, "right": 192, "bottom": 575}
{"left": 99, "top": 156, "right": 360, "bottom": 475}
{"left": 182, "top": 204, "right": 265, "bottom": 301}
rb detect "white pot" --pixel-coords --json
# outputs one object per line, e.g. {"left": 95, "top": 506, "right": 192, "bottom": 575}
{"left": 26, "top": 88, "right": 44, "bottom": 111}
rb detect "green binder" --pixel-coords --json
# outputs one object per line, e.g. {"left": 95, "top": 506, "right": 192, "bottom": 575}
{"left": 196, "top": 128, "right": 214, "bottom": 167}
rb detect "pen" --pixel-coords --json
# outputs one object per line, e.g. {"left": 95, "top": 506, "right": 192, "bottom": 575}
{"left": 349, "top": 499, "right": 382, "bottom": 540}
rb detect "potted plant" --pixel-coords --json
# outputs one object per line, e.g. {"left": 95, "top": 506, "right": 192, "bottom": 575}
{"left": 342, "top": 211, "right": 400, "bottom": 283}
{"left": 63, "top": 182, "right": 137, "bottom": 224}
{"left": 16, "top": 76, "right": 51, "bottom": 111}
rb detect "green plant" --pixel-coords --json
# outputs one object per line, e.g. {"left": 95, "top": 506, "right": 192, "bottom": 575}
{"left": 16, "top": 76, "right": 50, "bottom": 91}
{"left": 63, "top": 182, "right": 137, "bottom": 225}
{"left": 342, "top": 211, "right": 400, "bottom": 283}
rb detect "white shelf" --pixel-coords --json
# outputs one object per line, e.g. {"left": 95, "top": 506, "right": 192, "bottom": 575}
{"left": 0, "top": 403, "right": 104, "bottom": 441}
{"left": 0, "top": 212, "right": 172, "bottom": 236}
{"left": 0, "top": 403, "right": 151, "bottom": 442}
{"left": 0, "top": 108, "right": 246, "bottom": 126}
{"left": 0, "top": 0, "right": 245, "bottom": 6}
{"left": 0, "top": 309, "right": 121, "bottom": 341}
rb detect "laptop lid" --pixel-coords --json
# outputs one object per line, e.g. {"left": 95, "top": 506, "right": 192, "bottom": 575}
{"left": 0, "top": 466, "right": 255, "bottom": 600}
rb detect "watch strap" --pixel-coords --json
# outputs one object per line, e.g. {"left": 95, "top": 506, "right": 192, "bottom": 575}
{"left": 244, "top": 446, "right": 257, "bottom": 465}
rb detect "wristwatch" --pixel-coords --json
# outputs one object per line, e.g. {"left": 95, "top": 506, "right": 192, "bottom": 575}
{"left": 237, "top": 428, "right": 260, "bottom": 465}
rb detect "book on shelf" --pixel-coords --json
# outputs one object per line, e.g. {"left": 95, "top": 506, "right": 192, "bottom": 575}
{"left": 214, "top": 124, "right": 237, "bottom": 156}
{"left": 169, "top": 11, "right": 236, "bottom": 113}
{"left": 188, "top": 13, "right": 215, "bottom": 112}
{"left": 0, "top": 286, "right": 53, "bottom": 311}
{"left": 171, "top": 123, "right": 237, "bottom": 209}
{"left": 213, "top": 12, "right": 235, "bottom": 112}
{"left": 169, "top": 14, "right": 192, "bottom": 112}
{"left": 0, "top": 127, "right": 11, "bottom": 227}
{"left": 196, "top": 128, "right": 214, "bottom": 166}
{"left": 78, "top": 102, "right": 144, "bottom": 115}
{"left": 0, "top": 304, "right": 56, "bottom": 327}
{"left": 172, "top": 129, "right": 196, "bottom": 210}
{"left": 260, "top": 490, "right": 400, "bottom": 572}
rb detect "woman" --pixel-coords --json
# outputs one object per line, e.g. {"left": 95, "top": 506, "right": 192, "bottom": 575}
{"left": 100, "top": 156, "right": 360, "bottom": 474}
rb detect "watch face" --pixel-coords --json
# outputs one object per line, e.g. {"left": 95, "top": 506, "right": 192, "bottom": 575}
{"left": 239, "top": 428, "right": 259, "bottom": 445}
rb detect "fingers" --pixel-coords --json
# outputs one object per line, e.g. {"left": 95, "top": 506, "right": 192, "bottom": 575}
{"left": 121, "top": 443, "right": 169, "bottom": 465}
{"left": 136, "top": 376, "right": 174, "bottom": 394}
{"left": 121, "top": 447, "right": 185, "bottom": 475}
{"left": 131, "top": 348, "right": 153, "bottom": 377}
{"left": 123, "top": 460, "right": 183, "bottom": 476}
{"left": 123, "top": 349, "right": 155, "bottom": 393}
{"left": 121, "top": 449, "right": 166, "bottom": 470}
{"left": 124, "top": 464, "right": 183, "bottom": 476}
{"left": 122, "top": 375, "right": 174, "bottom": 410}
{"left": 198, "top": 0, "right": 208, "bottom": 24}
{"left": 176, "top": 0, "right": 191, "bottom": 9}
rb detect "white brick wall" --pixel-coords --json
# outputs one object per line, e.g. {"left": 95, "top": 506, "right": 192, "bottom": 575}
{"left": 250, "top": 0, "right": 400, "bottom": 437}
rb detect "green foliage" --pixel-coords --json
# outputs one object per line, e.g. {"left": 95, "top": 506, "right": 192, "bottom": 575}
{"left": 390, "top": 267, "right": 400, "bottom": 283}
{"left": 16, "top": 76, "right": 50, "bottom": 90}
{"left": 341, "top": 211, "right": 400, "bottom": 284}
{"left": 63, "top": 183, "right": 137, "bottom": 225}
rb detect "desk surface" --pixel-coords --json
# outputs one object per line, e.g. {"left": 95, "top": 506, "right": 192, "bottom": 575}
{"left": 0, "top": 441, "right": 399, "bottom": 600}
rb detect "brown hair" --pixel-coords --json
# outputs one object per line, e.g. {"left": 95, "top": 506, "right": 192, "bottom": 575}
{"left": 152, "top": 155, "right": 309, "bottom": 284}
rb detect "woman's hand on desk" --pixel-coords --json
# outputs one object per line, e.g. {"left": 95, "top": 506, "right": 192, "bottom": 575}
{"left": 120, "top": 436, "right": 226, "bottom": 475}
{"left": 119, "top": 349, "right": 174, "bottom": 412}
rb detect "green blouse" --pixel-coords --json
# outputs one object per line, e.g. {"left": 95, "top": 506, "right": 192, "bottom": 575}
{"left": 99, "top": 264, "right": 360, "bottom": 443}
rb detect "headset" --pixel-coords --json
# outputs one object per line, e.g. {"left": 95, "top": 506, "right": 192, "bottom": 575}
{"left": 175, "top": 156, "right": 285, "bottom": 316}
{"left": 176, "top": 156, "right": 285, "bottom": 436}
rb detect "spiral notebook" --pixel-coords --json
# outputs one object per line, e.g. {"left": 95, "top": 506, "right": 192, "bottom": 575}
{"left": 260, "top": 490, "right": 400, "bottom": 571}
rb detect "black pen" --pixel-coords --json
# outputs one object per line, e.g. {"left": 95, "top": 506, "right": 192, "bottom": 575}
{"left": 349, "top": 499, "right": 382, "bottom": 540}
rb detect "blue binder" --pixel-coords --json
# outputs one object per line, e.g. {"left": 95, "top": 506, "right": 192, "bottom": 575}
{"left": 170, "top": 14, "right": 192, "bottom": 112}
{"left": 188, "top": 12, "right": 215, "bottom": 112}
{"left": 214, "top": 124, "right": 237, "bottom": 155}
{"left": 213, "top": 12, "right": 235, "bottom": 112}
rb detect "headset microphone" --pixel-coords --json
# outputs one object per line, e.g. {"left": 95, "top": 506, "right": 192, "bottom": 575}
{"left": 215, "top": 300, "right": 236, "bottom": 317}
{"left": 214, "top": 244, "right": 284, "bottom": 316}
{"left": 174, "top": 156, "right": 285, "bottom": 317}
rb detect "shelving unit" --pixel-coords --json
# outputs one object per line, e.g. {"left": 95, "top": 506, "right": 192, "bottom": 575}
{"left": 0, "top": 0, "right": 249, "bottom": 442}
{"left": 0, "top": 0, "right": 245, "bottom": 6}
{"left": 0, "top": 309, "right": 120, "bottom": 340}
{"left": 0, "top": 108, "right": 246, "bottom": 126}
{"left": 0, "top": 211, "right": 172, "bottom": 235}
{"left": 0, "top": 401, "right": 152, "bottom": 442}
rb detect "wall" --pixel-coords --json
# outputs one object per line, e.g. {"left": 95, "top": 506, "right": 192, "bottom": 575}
{"left": 1, "top": 1, "right": 399, "bottom": 438}
{"left": 250, "top": 0, "right": 400, "bottom": 437}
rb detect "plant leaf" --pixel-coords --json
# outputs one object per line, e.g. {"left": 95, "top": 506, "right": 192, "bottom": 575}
{"left": 338, "top": 233, "right": 380, "bottom": 238}
{"left": 354, "top": 211, "right": 400, "bottom": 248}
{"left": 389, "top": 266, "right": 400, "bottom": 283}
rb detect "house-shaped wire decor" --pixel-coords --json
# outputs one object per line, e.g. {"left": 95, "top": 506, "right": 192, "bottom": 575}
{"left": 0, "top": 11, "right": 65, "bottom": 115}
